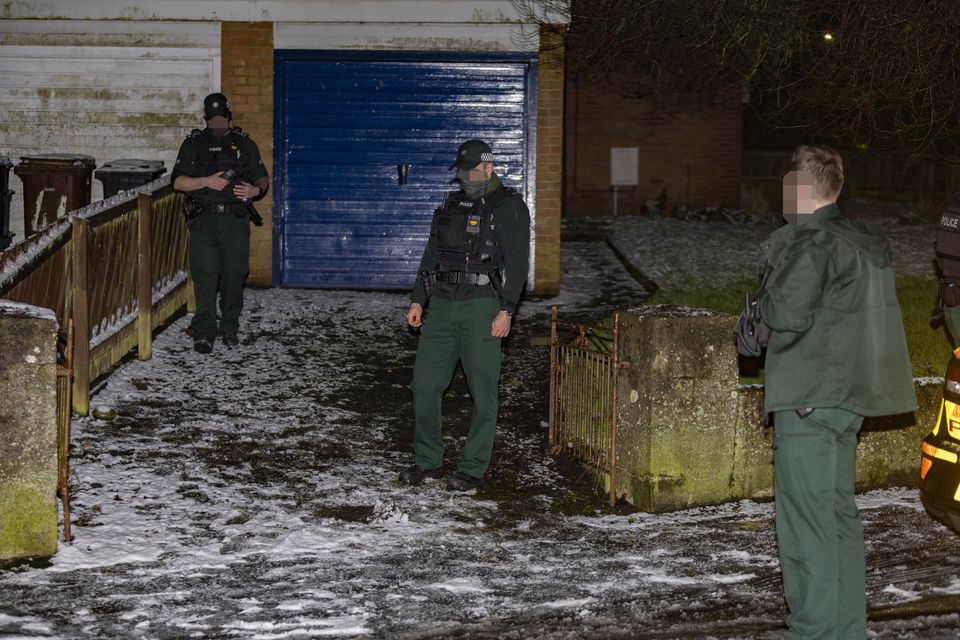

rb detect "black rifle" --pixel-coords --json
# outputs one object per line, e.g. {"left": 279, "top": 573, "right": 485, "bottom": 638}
{"left": 246, "top": 202, "right": 264, "bottom": 227}
{"left": 221, "top": 168, "right": 263, "bottom": 226}
{"left": 488, "top": 268, "right": 505, "bottom": 305}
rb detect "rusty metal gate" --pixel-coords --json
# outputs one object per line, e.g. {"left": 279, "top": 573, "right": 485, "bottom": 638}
{"left": 548, "top": 307, "right": 627, "bottom": 507}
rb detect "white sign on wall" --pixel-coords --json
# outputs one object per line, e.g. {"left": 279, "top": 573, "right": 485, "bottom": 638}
{"left": 610, "top": 147, "right": 639, "bottom": 186}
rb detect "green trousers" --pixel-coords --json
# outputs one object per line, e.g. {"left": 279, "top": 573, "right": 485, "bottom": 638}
{"left": 774, "top": 408, "right": 866, "bottom": 640}
{"left": 188, "top": 212, "right": 250, "bottom": 338}
{"left": 411, "top": 296, "right": 502, "bottom": 478}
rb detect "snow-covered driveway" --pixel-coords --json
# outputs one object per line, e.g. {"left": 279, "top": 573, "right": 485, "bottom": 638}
{"left": 2, "top": 218, "right": 957, "bottom": 639}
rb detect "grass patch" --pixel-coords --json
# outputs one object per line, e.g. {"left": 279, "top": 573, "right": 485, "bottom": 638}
{"left": 653, "top": 275, "right": 761, "bottom": 316}
{"left": 896, "top": 274, "right": 952, "bottom": 378}
{"left": 644, "top": 274, "right": 949, "bottom": 379}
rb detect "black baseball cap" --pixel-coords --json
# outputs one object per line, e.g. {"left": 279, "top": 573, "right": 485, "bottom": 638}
{"left": 449, "top": 139, "right": 494, "bottom": 170}
{"left": 203, "top": 93, "right": 230, "bottom": 120}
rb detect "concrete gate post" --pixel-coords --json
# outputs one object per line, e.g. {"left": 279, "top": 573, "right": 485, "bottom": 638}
{"left": 612, "top": 305, "right": 934, "bottom": 512}
{"left": 0, "top": 300, "right": 59, "bottom": 561}
{"left": 614, "top": 305, "right": 773, "bottom": 511}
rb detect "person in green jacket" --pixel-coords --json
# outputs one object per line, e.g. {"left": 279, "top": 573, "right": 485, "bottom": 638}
{"left": 400, "top": 139, "right": 530, "bottom": 492}
{"left": 759, "top": 144, "right": 916, "bottom": 640}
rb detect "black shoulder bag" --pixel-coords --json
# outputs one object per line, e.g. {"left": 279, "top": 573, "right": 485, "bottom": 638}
{"left": 735, "top": 265, "right": 771, "bottom": 358}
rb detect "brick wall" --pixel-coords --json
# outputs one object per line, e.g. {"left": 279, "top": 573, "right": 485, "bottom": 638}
{"left": 533, "top": 26, "right": 565, "bottom": 296}
{"left": 565, "top": 77, "right": 742, "bottom": 217}
{"left": 220, "top": 22, "right": 274, "bottom": 286}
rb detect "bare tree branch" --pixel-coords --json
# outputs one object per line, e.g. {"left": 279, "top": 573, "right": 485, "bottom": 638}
{"left": 515, "top": 0, "right": 960, "bottom": 161}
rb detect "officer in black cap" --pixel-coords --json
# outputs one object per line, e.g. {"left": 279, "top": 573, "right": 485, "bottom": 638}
{"left": 400, "top": 139, "right": 531, "bottom": 491}
{"left": 172, "top": 92, "right": 269, "bottom": 353}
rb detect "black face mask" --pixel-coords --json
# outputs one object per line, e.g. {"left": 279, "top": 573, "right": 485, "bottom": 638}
{"left": 458, "top": 169, "right": 499, "bottom": 199}
{"left": 459, "top": 179, "right": 486, "bottom": 199}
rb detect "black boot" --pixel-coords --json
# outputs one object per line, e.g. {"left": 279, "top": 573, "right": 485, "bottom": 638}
{"left": 447, "top": 472, "right": 483, "bottom": 491}
{"left": 193, "top": 336, "right": 214, "bottom": 354}
{"left": 221, "top": 330, "right": 239, "bottom": 347}
{"left": 398, "top": 464, "right": 444, "bottom": 486}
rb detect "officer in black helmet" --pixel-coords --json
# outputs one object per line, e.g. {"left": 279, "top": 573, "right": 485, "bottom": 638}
{"left": 935, "top": 204, "right": 960, "bottom": 343}
{"left": 400, "top": 139, "right": 531, "bottom": 491}
{"left": 172, "top": 92, "right": 269, "bottom": 353}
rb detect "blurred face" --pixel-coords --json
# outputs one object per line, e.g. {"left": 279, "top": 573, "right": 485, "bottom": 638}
{"left": 782, "top": 170, "right": 818, "bottom": 224}
{"left": 458, "top": 162, "right": 494, "bottom": 182}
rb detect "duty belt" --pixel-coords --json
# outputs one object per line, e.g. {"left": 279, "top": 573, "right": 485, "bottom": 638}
{"left": 205, "top": 203, "right": 246, "bottom": 215}
{"left": 431, "top": 271, "right": 492, "bottom": 286}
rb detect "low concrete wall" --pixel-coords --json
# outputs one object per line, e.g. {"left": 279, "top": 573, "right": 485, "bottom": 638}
{"left": 613, "top": 305, "right": 936, "bottom": 512}
{"left": 0, "top": 300, "right": 59, "bottom": 561}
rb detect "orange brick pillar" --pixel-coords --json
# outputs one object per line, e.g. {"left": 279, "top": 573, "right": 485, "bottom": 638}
{"left": 534, "top": 25, "right": 564, "bottom": 296}
{"left": 221, "top": 22, "right": 274, "bottom": 286}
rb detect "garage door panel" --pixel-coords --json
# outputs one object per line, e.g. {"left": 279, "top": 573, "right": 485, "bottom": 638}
{"left": 284, "top": 112, "right": 524, "bottom": 127}
{"left": 285, "top": 93, "right": 525, "bottom": 107}
{"left": 284, "top": 63, "right": 525, "bottom": 83}
{"left": 286, "top": 197, "right": 439, "bottom": 212}
{"left": 284, "top": 228, "right": 428, "bottom": 244}
{"left": 285, "top": 239, "right": 426, "bottom": 260}
{"left": 278, "top": 55, "right": 531, "bottom": 289}
{"left": 284, "top": 275, "right": 418, "bottom": 290}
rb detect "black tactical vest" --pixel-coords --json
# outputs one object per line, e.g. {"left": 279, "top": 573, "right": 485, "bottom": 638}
{"left": 433, "top": 188, "right": 515, "bottom": 274}
{"left": 187, "top": 128, "right": 248, "bottom": 205}
{"left": 194, "top": 128, "right": 245, "bottom": 176}
{"left": 937, "top": 207, "right": 960, "bottom": 279}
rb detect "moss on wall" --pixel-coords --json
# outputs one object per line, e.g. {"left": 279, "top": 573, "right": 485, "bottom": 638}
{"left": 0, "top": 482, "right": 57, "bottom": 561}
{"left": 603, "top": 307, "right": 937, "bottom": 512}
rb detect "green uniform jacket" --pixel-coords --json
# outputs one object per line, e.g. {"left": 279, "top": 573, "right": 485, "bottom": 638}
{"left": 410, "top": 185, "right": 530, "bottom": 315}
{"left": 759, "top": 204, "right": 917, "bottom": 416}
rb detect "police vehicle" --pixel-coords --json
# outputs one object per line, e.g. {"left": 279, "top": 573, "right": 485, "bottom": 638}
{"left": 923, "top": 205, "right": 960, "bottom": 533}
{"left": 920, "top": 350, "right": 960, "bottom": 533}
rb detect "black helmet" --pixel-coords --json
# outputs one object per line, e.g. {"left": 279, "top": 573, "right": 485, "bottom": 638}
{"left": 203, "top": 93, "right": 230, "bottom": 120}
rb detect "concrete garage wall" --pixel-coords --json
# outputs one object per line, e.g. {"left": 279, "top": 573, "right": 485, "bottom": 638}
{"left": 613, "top": 306, "right": 934, "bottom": 512}
{"left": 2, "top": 1, "right": 566, "bottom": 293}
{"left": 0, "top": 300, "right": 59, "bottom": 562}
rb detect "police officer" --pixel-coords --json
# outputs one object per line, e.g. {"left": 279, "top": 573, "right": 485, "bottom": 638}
{"left": 172, "top": 93, "right": 269, "bottom": 353}
{"left": 935, "top": 201, "right": 960, "bottom": 343}
{"left": 759, "top": 145, "right": 916, "bottom": 639}
{"left": 401, "top": 139, "right": 530, "bottom": 491}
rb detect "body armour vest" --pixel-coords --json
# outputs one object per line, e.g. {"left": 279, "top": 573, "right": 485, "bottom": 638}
{"left": 937, "top": 207, "right": 960, "bottom": 280}
{"left": 433, "top": 188, "right": 515, "bottom": 274}
{"left": 188, "top": 128, "right": 247, "bottom": 205}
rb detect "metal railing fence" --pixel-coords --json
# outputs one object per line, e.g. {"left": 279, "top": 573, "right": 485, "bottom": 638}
{"left": 548, "top": 307, "right": 628, "bottom": 507}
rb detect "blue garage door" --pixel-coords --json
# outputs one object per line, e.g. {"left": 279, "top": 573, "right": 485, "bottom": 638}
{"left": 274, "top": 53, "right": 535, "bottom": 289}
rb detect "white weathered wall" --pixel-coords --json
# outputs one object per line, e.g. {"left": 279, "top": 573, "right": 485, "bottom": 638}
{"left": 0, "top": 20, "right": 220, "bottom": 244}
{"left": 0, "top": 0, "right": 562, "bottom": 23}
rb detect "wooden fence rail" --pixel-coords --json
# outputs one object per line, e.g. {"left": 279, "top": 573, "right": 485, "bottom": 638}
{"left": 0, "top": 176, "right": 190, "bottom": 415}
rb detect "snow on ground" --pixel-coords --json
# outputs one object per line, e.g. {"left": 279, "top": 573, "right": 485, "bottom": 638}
{"left": 1, "top": 214, "right": 957, "bottom": 639}
{"left": 606, "top": 213, "right": 937, "bottom": 296}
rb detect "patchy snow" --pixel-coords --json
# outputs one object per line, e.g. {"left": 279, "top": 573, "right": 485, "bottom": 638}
{"left": 607, "top": 213, "right": 937, "bottom": 295}
{"left": 0, "top": 298, "right": 57, "bottom": 322}
{"left": 88, "top": 270, "right": 188, "bottom": 349}
{"left": 1, "top": 215, "right": 956, "bottom": 639}
{"left": 0, "top": 218, "right": 71, "bottom": 292}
